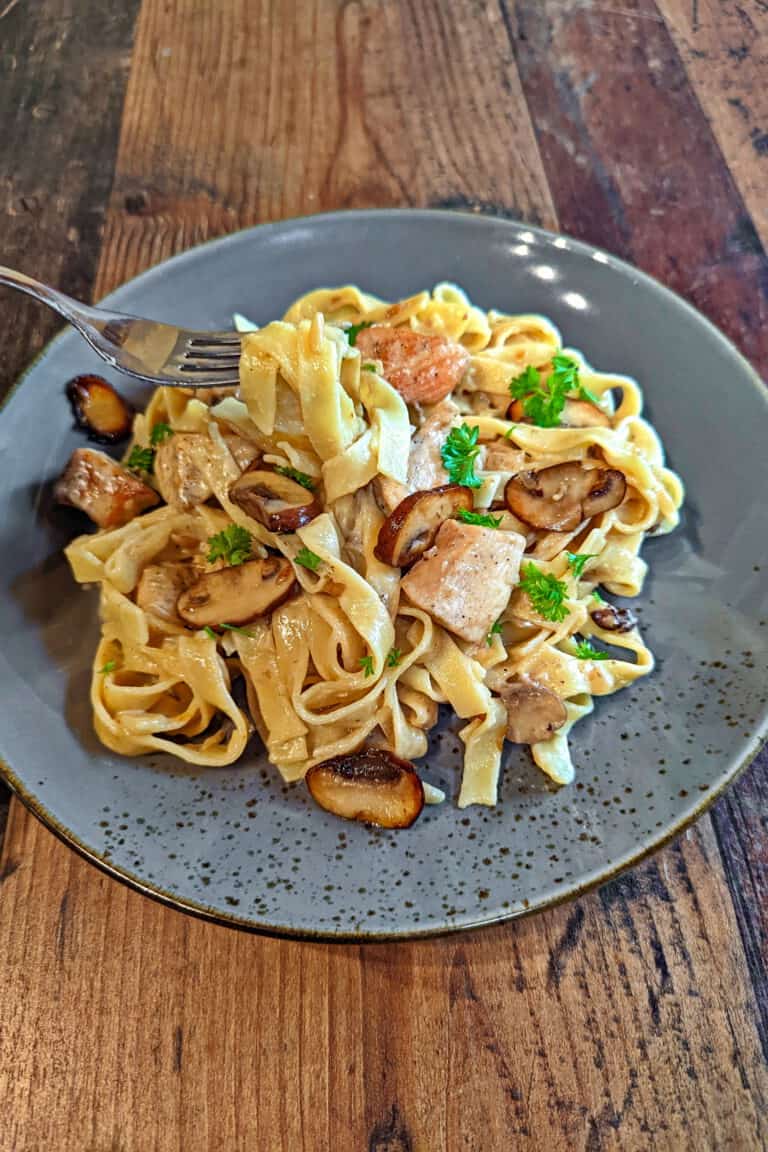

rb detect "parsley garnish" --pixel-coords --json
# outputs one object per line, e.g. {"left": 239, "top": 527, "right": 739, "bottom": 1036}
{"left": 149, "top": 422, "right": 173, "bottom": 447}
{"left": 386, "top": 648, "right": 402, "bottom": 668}
{"left": 517, "top": 563, "right": 569, "bottom": 623}
{"left": 361, "top": 362, "right": 377, "bottom": 373}
{"left": 441, "top": 423, "right": 482, "bottom": 489}
{"left": 504, "top": 425, "right": 517, "bottom": 439}
{"left": 592, "top": 589, "right": 605, "bottom": 602}
{"left": 456, "top": 508, "right": 502, "bottom": 529}
{"left": 295, "top": 546, "right": 322, "bottom": 572}
{"left": 276, "top": 465, "right": 315, "bottom": 491}
{"left": 509, "top": 354, "right": 599, "bottom": 428}
{"left": 126, "top": 444, "right": 154, "bottom": 473}
{"left": 203, "top": 626, "right": 218, "bottom": 640}
{"left": 207, "top": 525, "right": 253, "bottom": 567}
{"left": 346, "top": 320, "right": 373, "bottom": 346}
{"left": 359, "top": 654, "right": 375, "bottom": 677}
{"left": 98, "top": 660, "right": 117, "bottom": 675}
{"left": 567, "top": 552, "right": 599, "bottom": 579}
{"left": 486, "top": 618, "right": 504, "bottom": 646}
{"left": 220, "top": 623, "right": 254, "bottom": 636}
{"left": 573, "top": 637, "right": 610, "bottom": 661}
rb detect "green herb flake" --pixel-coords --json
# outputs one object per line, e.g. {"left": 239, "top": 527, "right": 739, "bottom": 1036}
{"left": 441, "top": 423, "right": 483, "bottom": 489}
{"left": 456, "top": 508, "right": 503, "bottom": 529}
{"left": 219, "top": 623, "right": 254, "bottom": 637}
{"left": 573, "top": 637, "right": 610, "bottom": 661}
{"left": 98, "top": 660, "right": 117, "bottom": 675}
{"left": 149, "top": 422, "right": 174, "bottom": 447}
{"left": 386, "top": 648, "right": 402, "bottom": 668}
{"left": 359, "top": 654, "right": 375, "bottom": 677}
{"left": 206, "top": 524, "right": 253, "bottom": 567}
{"left": 504, "top": 425, "right": 517, "bottom": 440}
{"left": 592, "top": 588, "right": 605, "bottom": 602}
{"left": 203, "top": 627, "right": 218, "bottom": 641}
{"left": 295, "top": 546, "right": 322, "bottom": 572}
{"left": 361, "top": 362, "right": 377, "bottom": 373}
{"left": 567, "top": 552, "right": 599, "bottom": 579}
{"left": 346, "top": 320, "right": 373, "bottom": 346}
{"left": 517, "top": 563, "right": 569, "bottom": 623}
{"left": 276, "top": 465, "right": 315, "bottom": 491}
{"left": 126, "top": 444, "right": 155, "bottom": 474}
{"left": 486, "top": 618, "right": 504, "bottom": 647}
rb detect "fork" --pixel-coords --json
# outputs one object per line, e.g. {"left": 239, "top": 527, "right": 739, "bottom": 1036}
{"left": 0, "top": 265, "right": 242, "bottom": 387}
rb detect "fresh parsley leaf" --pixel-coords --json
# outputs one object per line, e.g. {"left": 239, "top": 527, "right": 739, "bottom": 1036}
{"left": 504, "top": 425, "right": 517, "bottom": 439}
{"left": 361, "top": 362, "right": 377, "bottom": 373}
{"left": 203, "top": 626, "right": 218, "bottom": 641}
{"left": 441, "top": 423, "right": 483, "bottom": 489}
{"left": 276, "top": 465, "right": 315, "bottom": 491}
{"left": 486, "top": 618, "right": 504, "bottom": 646}
{"left": 456, "top": 508, "right": 503, "bottom": 529}
{"left": 578, "top": 384, "right": 601, "bottom": 405}
{"left": 98, "top": 660, "right": 117, "bottom": 675}
{"left": 386, "top": 648, "right": 402, "bottom": 668}
{"left": 207, "top": 524, "right": 253, "bottom": 567}
{"left": 517, "top": 563, "right": 569, "bottom": 623}
{"left": 550, "top": 353, "right": 580, "bottom": 391}
{"left": 220, "top": 623, "right": 254, "bottom": 637}
{"left": 567, "top": 552, "right": 599, "bottom": 579}
{"left": 573, "top": 637, "right": 610, "bottom": 661}
{"left": 295, "top": 546, "right": 322, "bottom": 572}
{"left": 126, "top": 444, "right": 155, "bottom": 473}
{"left": 592, "top": 588, "right": 605, "bottom": 602}
{"left": 508, "top": 364, "right": 567, "bottom": 428}
{"left": 346, "top": 320, "right": 373, "bottom": 346}
{"left": 149, "top": 422, "right": 173, "bottom": 447}
{"left": 359, "top": 654, "right": 375, "bottom": 677}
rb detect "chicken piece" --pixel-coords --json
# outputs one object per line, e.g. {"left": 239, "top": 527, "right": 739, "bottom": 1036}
{"left": 355, "top": 325, "right": 470, "bottom": 404}
{"left": 154, "top": 432, "right": 215, "bottom": 509}
{"left": 54, "top": 448, "right": 159, "bottom": 529}
{"left": 481, "top": 440, "right": 527, "bottom": 474}
{"left": 372, "top": 399, "right": 459, "bottom": 515}
{"left": 135, "top": 562, "right": 199, "bottom": 624}
{"left": 401, "top": 519, "right": 525, "bottom": 644}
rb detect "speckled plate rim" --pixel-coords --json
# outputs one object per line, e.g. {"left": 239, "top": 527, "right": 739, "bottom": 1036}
{"left": 1, "top": 207, "right": 767, "bottom": 942}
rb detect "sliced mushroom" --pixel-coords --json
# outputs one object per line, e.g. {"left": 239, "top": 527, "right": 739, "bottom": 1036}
{"left": 590, "top": 603, "right": 637, "bottom": 632}
{"left": 176, "top": 555, "right": 296, "bottom": 628}
{"left": 305, "top": 749, "right": 424, "bottom": 828}
{"left": 229, "top": 469, "right": 321, "bottom": 533}
{"left": 507, "top": 396, "right": 610, "bottom": 429}
{"left": 66, "top": 375, "right": 133, "bottom": 443}
{"left": 500, "top": 677, "right": 568, "bottom": 744}
{"left": 374, "top": 484, "right": 473, "bottom": 567}
{"left": 505, "top": 463, "right": 626, "bottom": 532}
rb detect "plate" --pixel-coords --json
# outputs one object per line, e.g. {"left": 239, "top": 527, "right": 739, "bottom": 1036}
{"left": 1, "top": 210, "right": 766, "bottom": 939}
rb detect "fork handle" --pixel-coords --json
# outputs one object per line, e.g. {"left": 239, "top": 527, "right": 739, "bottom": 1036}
{"left": 0, "top": 265, "right": 101, "bottom": 327}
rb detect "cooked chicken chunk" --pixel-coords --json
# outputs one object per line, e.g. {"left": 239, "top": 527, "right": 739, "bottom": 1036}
{"left": 222, "top": 434, "right": 260, "bottom": 473}
{"left": 401, "top": 519, "right": 525, "bottom": 644}
{"left": 373, "top": 399, "right": 459, "bottom": 515}
{"left": 54, "top": 448, "right": 159, "bottom": 528}
{"left": 154, "top": 432, "right": 215, "bottom": 509}
{"left": 354, "top": 325, "right": 470, "bottom": 404}
{"left": 135, "top": 563, "right": 200, "bottom": 623}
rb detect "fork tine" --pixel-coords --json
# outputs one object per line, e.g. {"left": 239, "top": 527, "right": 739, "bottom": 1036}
{"left": 178, "top": 360, "right": 240, "bottom": 374}
{"left": 187, "top": 334, "right": 242, "bottom": 349}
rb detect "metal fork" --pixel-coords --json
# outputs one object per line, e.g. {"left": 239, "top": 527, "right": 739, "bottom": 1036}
{"left": 0, "top": 266, "right": 242, "bottom": 387}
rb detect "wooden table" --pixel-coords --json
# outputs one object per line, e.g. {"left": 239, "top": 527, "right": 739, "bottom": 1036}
{"left": 1, "top": 2, "right": 767, "bottom": 1147}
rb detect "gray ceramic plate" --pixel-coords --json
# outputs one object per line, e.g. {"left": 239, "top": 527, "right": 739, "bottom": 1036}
{"left": 1, "top": 210, "right": 767, "bottom": 939}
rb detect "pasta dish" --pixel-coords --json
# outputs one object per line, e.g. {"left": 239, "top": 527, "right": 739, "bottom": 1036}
{"left": 56, "top": 285, "right": 683, "bottom": 827}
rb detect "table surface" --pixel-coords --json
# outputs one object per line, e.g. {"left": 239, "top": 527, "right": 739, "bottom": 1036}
{"left": 1, "top": 2, "right": 767, "bottom": 1148}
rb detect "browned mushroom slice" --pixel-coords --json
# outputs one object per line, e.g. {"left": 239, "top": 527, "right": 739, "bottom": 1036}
{"left": 176, "top": 556, "right": 296, "bottom": 628}
{"left": 505, "top": 463, "right": 626, "bottom": 532}
{"left": 305, "top": 749, "right": 425, "bottom": 828}
{"left": 374, "top": 484, "right": 473, "bottom": 567}
{"left": 66, "top": 375, "right": 133, "bottom": 443}
{"left": 507, "top": 396, "right": 610, "bottom": 429}
{"left": 229, "top": 469, "right": 321, "bottom": 533}
{"left": 590, "top": 603, "right": 637, "bottom": 632}
{"left": 500, "top": 678, "right": 568, "bottom": 744}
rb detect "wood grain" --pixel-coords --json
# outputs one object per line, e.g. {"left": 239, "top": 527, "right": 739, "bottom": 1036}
{"left": 509, "top": 0, "right": 768, "bottom": 378}
{"left": 1, "top": 1, "right": 767, "bottom": 1148}
{"left": 658, "top": 0, "right": 768, "bottom": 251}
{"left": 1, "top": 797, "right": 766, "bottom": 1149}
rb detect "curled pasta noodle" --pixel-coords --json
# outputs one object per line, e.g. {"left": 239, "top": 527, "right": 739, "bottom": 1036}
{"left": 62, "top": 282, "right": 683, "bottom": 818}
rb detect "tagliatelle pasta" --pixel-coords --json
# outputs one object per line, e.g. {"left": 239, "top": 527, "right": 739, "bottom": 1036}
{"left": 61, "top": 284, "right": 684, "bottom": 818}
